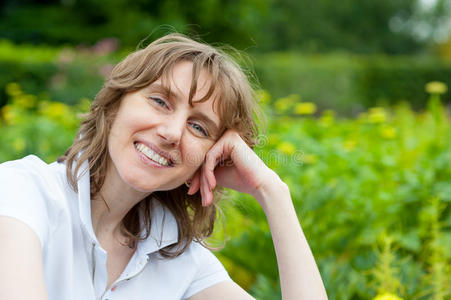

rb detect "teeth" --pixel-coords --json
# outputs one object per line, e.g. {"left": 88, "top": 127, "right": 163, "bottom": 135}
{"left": 135, "top": 143, "right": 170, "bottom": 166}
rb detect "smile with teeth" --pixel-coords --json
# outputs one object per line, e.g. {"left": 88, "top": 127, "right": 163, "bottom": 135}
{"left": 134, "top": 143, "right": 171, "bottom": 166}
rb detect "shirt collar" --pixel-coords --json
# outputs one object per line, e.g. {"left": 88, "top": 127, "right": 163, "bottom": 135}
{"left": 76, "top": 159, "right": 179, "bottom": 253}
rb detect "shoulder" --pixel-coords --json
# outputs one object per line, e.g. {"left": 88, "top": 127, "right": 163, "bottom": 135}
{"left": 180, "top": 241, "right": 231, "bottom": 299}
{"left": 0, "top": 155, "right": 49, "bottom": 195}
{"left": 0, "top": 155, "right": 68, "bottom": 193}
{"left": 0, "top": 155, "right": 60, "bottom": 180}
{"left": 0, "top": 154, "right": 47, "bottom": 174}
{"left": 0, "top": 155, "right": 68, "bottom": 248}
{"left": 185, "top": 241, "right": 225, "bottom": 268}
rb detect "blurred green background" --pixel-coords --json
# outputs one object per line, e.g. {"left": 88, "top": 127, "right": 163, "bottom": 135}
{"left": 1, "top": 0, "right": 450, "bottom": 299}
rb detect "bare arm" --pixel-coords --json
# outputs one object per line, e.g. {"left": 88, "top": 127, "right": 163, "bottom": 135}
{"left": 189, "top": 179, "right": 328, "bottom": 300}
{"left": 188, "top": 130, "right": 328, "bottom": 300}
{"left": 188, "top": 281, "right": 255, "bottom": 300}
{"left": 0, "top": 216, "right": 48, "bottom": 300}
{"left": 254, "top": 178, "right": 328, "bottom": 299}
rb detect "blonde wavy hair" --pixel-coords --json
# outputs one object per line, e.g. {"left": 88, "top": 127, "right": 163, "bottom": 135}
{"left": 58, "top": 33, "right": 262, "bottom": 257}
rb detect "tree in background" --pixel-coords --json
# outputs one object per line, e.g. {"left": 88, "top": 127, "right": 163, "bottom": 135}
{"left": 0, "top": 0, "right": 268, "bottom": 49}
{"left": 1, "top": 0, "right": 450, "bottom": 54}
{"left": 0, "top": 0, "right": 451, "bottom": 54}
{"left": 258, "top": 0, "right": 421, "bottom": 53}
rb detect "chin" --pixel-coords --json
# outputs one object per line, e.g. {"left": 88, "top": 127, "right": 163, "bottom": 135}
{"left": 122, "top": 173, "right": 180, "bottom": 194}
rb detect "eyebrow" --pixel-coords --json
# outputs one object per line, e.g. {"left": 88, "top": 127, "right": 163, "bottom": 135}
{"left": 191, "top": 111, "right": 220, "bottom": 138}
{"left": 147, "top": 83, "right": 221, "bottom": 138}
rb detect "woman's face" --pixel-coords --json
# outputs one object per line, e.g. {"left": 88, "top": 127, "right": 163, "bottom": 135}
{"left": 107, "top": 61, "right": 221, "bottom": 194}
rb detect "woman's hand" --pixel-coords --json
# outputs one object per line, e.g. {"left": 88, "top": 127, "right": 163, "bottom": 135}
{"left": 188, "top": 130, "right": 329, "bottom": 299}
{"left": 187, "top": 129, "right": 281, "bottom": 206}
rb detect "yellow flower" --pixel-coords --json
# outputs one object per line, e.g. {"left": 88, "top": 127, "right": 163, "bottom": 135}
{"left": 295, "top": 102, "right": 317, "bottom": 115}
{"left": 373, "top": 293, "right": 403, "bottom": 300}
{"left": 368, "top": 107, "right": 387, "bottom": 124}
{"left": 343, "top": 140, "right": 356, "bottom": 151}
{"left": 425, "top": 81, "right": 447, "bottom": 95}
{"left": 256, "top": 90, "right": 271, "bottom": 105}
{"left": 268, "top": 134, "right": 280, "bottom": 146}
{"left": 274, "top": 94, "right": 300, "bottom": 113}
{"left": 274, "top": 98, "right": 290, "bottom": 112}
{"left": 2, "top": 105, "right": 16, "bottom": 125}
{"left": 380, "top": 126, "right": 397, "bottom": 139}
{"left": 277, "top": 142, "right": 296, "bottom": 155}
{"left": 13, "top": 94, "right": 36, "bottom": 109}
{"left": 41, "top": 102, "right": 70, "bottom": 119}
{"left": 303, "top": 153, "right": 318, "bottom": 164}
{"left": 5, "top": 82, "right": 22, "bottom": 97}
{"left": 320, "top": 110, "right": 335, "bottom": 126}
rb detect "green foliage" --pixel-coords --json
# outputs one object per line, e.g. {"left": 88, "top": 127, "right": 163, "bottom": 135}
{"left": 253, "top": 53, "right": 451, "bottom": 114}
{"left": 1, "top": 84, "right": 450, "bottom": 299}
{"left": 3, "top": 39, "right": 451, "bottom": 116}
{"left": 0, "top": 39, "right": 110, "bottom": 107}
{"left": 253, "top": 53, "right": 362, "bottom": 114}
{"left": 418, "top": 197, "right": 451, "bottom": 299}
{"left": 256, "top": 0, "right": 421, "bottom": 54}
{"left": 0, "top": 0, "right": 268, "bottom": 51}
{"left": 2, "top": 0, "right": 447, "bottom": 54}
{"left": 358, "top": 57, "right": 451, "bottom": 109}
{"left": 0, "top": 83, "right": 89, "bottom": 162}
{"left": 216, "top": 91, "right": 451, "bottom": 299}
{"left": 370, "top": 234, "right": 405, "bottom": 297}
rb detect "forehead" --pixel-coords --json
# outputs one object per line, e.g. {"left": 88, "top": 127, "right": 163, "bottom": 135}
{"left": 150, "top": 61, "right": 223, "bottom": 124}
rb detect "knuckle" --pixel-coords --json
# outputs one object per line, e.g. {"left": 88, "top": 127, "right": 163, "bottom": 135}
{"left": 205, "top": 152, "right": 215, "bottom": 164}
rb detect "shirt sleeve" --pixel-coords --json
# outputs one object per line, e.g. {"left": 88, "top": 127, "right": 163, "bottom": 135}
{"left": 182, "top": 242, "right": 232, "bottom": 299}
{"left": 0, "top": 159, "right": 51, "bottom": 249}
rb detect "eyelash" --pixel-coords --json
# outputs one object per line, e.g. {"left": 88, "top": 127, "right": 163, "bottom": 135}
{"left": 189, "top": 122, "right": 208, "bottom": 137}
{"left": 149, "top": 96, "right": 209, "bottom": 137}
{"left": 149, "top": 96, "right": 168, "bottom": 109}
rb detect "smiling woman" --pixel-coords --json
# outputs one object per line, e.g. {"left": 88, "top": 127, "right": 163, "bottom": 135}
{"left": 0, "top": 34, "right": 328, "bottom": 300}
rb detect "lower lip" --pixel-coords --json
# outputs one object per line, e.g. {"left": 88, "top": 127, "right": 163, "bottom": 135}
{"left": 134, "top": 145, "right": 172, "bottom": 169}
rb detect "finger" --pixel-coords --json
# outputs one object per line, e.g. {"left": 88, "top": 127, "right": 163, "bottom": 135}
{"left": 202, "top": 166, "right": 215, "bottom": 207}
{"left": 188, "top": 169, "right": 201, "bottom": 195}
{"left": 204, "top": 142, "right": 228, "bottom": 190}
{"left": 201, "top": 167, "right": 210, "bottom": 206}
{"left": 199, "top": 172, "right": 205, "bottom": 206}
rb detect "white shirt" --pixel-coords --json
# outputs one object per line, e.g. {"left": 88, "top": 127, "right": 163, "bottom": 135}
{"left": 0, "top": 155, "right": 231, "bottom": 300}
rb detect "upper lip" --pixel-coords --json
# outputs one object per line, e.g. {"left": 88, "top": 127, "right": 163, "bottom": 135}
{"left": 135, "top": 141, "right": 177, "bottom": 165}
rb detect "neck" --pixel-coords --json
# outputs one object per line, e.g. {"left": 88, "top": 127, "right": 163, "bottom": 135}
{"left": 91, "top": 165, "right": 151, "bottom": 245}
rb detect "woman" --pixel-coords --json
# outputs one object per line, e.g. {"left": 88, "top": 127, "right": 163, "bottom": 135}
{"left": 0, "top": 34, "right": 327, "bottom": 299}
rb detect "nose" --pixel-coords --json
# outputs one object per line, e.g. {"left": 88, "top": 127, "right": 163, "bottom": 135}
{"left": 156, "top": 113, "right": 186, "bottom": 147}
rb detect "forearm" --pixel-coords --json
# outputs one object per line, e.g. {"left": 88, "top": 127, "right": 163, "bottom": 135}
{"left": 255, "top": 181, "right": 328, "bottom": 300}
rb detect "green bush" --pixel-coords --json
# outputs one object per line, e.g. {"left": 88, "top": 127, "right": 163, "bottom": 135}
{"left": 1, "top": 84, "right": 450, "bottom": 299}
{"left": 215, "top": 90, "right": 451, "bottom": 299}
{"left": 253, "top": 53, "right": 451, "bottom": 114}
{"left": 0, "top": 83, "right": 88, "bottom": 162}
{"left": 358, "top": 56, "right": 451, "bottom": 109}
{"left": 3, "top": 40, "right": 451, "bottom": 116}
{"left": 0, "top": 39, "right": 111, "bottom": 107}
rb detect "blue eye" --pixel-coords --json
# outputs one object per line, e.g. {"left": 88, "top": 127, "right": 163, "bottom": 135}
{"left": 150, "top": 97, "right": 168, "bottom": 108}
{"left": 190, "top": 123, "right": 208, "bottom": 136}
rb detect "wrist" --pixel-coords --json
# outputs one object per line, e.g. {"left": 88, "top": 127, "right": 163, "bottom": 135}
{"left": 253, "top": 171, "right": 290, "bottom": 209}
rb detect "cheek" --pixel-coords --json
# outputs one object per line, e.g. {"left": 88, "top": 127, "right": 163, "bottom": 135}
{"left": 183, "top": 150, "right": 206, "bottom": 168}
{"left": 181, "top": 141, "right": 213, "bottom": 168}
